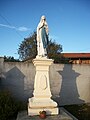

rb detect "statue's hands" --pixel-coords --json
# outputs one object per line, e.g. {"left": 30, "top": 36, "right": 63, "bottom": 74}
{"left": 42, "top": 22, "right": 44, "bottom": 26}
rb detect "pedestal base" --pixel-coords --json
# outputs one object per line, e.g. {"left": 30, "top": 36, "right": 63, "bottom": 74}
{"left": 28, "top": 97, "right": 58, "bottom": 115}
{"left": 28, "top": 107, "right": 58, "bottom": 116}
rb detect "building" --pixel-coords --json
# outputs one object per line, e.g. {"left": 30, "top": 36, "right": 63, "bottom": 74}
{"left": 63, "top": 53, "right": 90, "bottom": 64}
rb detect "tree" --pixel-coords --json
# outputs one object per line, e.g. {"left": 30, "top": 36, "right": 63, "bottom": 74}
{"left": 48, "top": 39, "right": 62, "bottom": 54}
{"left": 18, "top": 32, "right": 37, "bottom": 60}
{"left": 4, "top": 56, "right": 20, "bottom": 62}
{"left": 18, "top": 31, "right": 63, "bottom": 62}
{"left": 47, "top": 39, "right": 63, "bottom": 63}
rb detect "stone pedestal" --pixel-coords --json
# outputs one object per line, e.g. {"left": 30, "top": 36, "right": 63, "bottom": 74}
{"left": 28, "top": 57, "right": 58, "bottom": 115}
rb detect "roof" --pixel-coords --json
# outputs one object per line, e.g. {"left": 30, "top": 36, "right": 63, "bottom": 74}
{"left": 62, "top": 53, "right": 90, "bottom": 58}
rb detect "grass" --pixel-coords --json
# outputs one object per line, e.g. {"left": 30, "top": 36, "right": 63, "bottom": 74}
{"left": 64, "top": 104, "right": 90, "bottom": 120}
{"left": 0, "top": 90, "right": 90, "bottom": 120}
{"left": 0, "top": 90, "right": 27, "bottom": 120}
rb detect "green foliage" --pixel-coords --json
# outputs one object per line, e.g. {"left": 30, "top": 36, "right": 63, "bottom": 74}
{"left": 0, "top": 90, "right": 17, "bottom": 120}
{"left": 4, "top": 56, "right": 20, "bottom": 62}
{"left": 47, "top": 39, "right": 62, "bottom": 54}
{"left": 18, "top": 32, "right": 37, "bottom": 60}
{"left": 0, "top": 90, "right": 27, "bottom": 120}
{"left": 64, "top": 104, "right": 90, "bottom": 120}
{"left": 47, "top": 41, "right": 71, "bottom": 63}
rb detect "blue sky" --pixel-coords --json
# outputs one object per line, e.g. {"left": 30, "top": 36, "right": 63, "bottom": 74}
{"left": 0, "top": 0, "right": 90, "bottom": 59}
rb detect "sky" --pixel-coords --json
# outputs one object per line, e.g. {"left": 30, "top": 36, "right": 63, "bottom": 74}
{"left": 0, "top": 0, "right": 90, "bottom": 59}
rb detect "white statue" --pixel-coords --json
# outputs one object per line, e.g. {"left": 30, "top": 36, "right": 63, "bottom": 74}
{"left": 37, "top": 15, "right": 49, "bottom": 57}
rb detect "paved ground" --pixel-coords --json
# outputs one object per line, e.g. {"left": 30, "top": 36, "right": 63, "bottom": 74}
{"left": 16, "top": 108, "right": 78, "bottom": 120}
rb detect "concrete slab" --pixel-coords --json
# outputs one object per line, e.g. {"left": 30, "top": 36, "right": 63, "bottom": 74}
{"left": 16, "top": 108, "right": 78, "bottom": 120}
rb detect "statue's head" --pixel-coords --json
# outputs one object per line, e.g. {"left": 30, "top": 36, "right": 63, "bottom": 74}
{"left": 41, "top": 15, "right": 46, "bottom": 20}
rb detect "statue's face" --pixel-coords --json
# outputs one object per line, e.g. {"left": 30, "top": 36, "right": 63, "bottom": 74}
{"left": 42, "top": 19, "right": 45, "bottom": 23}
{"left": 41, "top": 16, "right": 46, "bottom": 21}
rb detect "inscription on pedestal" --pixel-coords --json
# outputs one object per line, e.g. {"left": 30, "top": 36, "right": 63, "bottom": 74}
{"left": 40, "top": 75, "right": 47, "bottom": 90}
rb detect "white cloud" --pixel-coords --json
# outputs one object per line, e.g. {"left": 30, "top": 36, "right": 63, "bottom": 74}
{"left": 0, "top": 23, "right": 15, "bottom": 29}
{"left": 18, "top": 26, "right": 31, "bottom": 31}
{"left": 0, "top": 23, "right": 31, "bottom": 32}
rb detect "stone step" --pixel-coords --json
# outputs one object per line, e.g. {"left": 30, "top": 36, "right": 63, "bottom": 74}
{"left": 16, "top": 108, "right": 78, "bottom": 120}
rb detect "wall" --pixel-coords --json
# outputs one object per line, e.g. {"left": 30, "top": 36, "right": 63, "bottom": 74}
{"left": 50, "top": 64, "right": 90, "bottom": 105}
{"left": 0, "top": 58, "right": 90, "bottom": 105}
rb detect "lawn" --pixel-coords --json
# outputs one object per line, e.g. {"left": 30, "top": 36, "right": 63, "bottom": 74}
{"left": 64, "top": 104, "right": 90, "bottom": 120}
{"left": 0, "top": 90, "right": 90, "bottom": 120}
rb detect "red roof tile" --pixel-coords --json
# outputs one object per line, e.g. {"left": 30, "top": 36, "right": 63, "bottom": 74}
{"left": 63, "top": 53, "right": 90, "bottom": 58}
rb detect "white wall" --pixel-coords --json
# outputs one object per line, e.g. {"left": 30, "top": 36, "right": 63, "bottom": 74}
{"left": 50, "top": 64, "right": 90, "bottom": 105}
{"left": 0, "top": 58, "right": 90, "bottom": 105}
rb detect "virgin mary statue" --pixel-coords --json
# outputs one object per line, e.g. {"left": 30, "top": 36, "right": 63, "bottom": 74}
{"left": 37, "top": 15, "right": 49, "bottom": 57}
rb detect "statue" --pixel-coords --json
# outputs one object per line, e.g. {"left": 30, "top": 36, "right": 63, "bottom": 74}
{"left": 37, "top": 15, "right": 49, "bottom": 57}
{"left": 28, "top": 15, "right": 59, "bottom": 116}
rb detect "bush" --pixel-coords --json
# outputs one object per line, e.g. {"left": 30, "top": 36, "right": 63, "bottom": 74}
{"left": 0, "top": 90, "right": 27, "bottom": 120}
{"left": 64, "top": 104, "right": 90, "bottom": 120}
{"left": 0, "top": 90, "right": 17, "bottom": 120}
